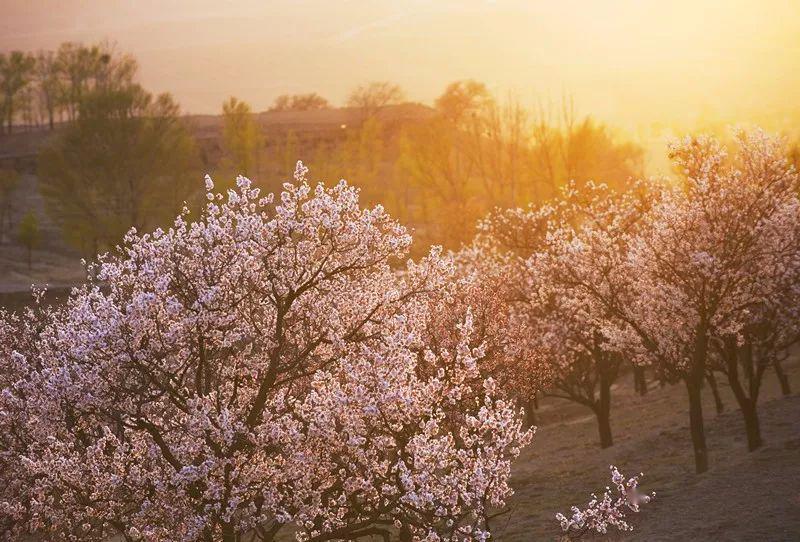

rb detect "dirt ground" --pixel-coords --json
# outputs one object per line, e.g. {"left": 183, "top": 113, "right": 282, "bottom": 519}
{"left": 500, "top": 357, "right": 800, "bottom": 541}
{"left": 0, "top": 172, "right": 85, "bottom": 294}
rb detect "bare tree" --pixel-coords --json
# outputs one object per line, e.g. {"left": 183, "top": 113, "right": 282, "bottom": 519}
{"left": 346, "top": 81, "right": 405, "bottom": 120}
{"left": 34, "top": 50, "right": 61, "bottom": 130}
{"left": 530, "top": 99, "right": 644, "bottom": 197}
{"left": 221, "top": 96, "right": 264, "bottom": 178}
{"left": 0, "top": 169, "right": 20, "bottom": 244}
{"left": 399, "top": 84, "right": 644, "bottom": 249}
{"left": 270, "top": 92, "right": 330, "bottom": 112}
{"left": 38, "top": 85, "right": 199, "bottom": 256}
{"left": 0, "top": 51, "right": 36, "bottom": 133}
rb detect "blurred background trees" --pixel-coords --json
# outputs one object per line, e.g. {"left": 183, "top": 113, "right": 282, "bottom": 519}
{"left": 16, "top": 210, "right": 39, "bottom": 271}
{"left": 0, "top": 169, "right": 20, "bottom": 244}
{"left": 0, "top": 42, "right": 687, "bottom": 265}
{"left": 54, "top": 41, "right": 137, "bottom": 123}
{"left": 0, "top": 51, "right": 36, "bottom": 134}
{"left": 396, "top": 83, "right": 644, "bottom": 247}
{"left": 32, "top": 51, "right": 60, "bottom": 130}
{"left": 0, "top": 41, "right": 137, "bottom": 133}
{"left": 221, "top": 96, "right": 264, "bottom": 180}
{"left": 38, "top": 79, "right": 198, "bottom": 256}
{"left": 269, "top": 92, "right": 330, "bottom": 112}
{"left": 346, "top": 80, "right": 405, "bottom": 121}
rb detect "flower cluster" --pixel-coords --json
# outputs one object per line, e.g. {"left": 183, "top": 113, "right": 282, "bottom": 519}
{"left": 0, "top": 162, "right": 532, "bottom": 542}
{"left": 472, "top": 128, "right": 800, "bottom": 471}
{"left": 555, "top": 466, "right": 654, "bottom": 537}
{"left": 462, "top": 180, "right": 657, "bottom": 447}
{"left": 2, "top": 127, "right": 796, "bottom": 539}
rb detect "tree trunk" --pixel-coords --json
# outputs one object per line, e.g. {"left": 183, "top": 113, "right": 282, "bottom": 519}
{"left": 595, "top": 405, "right": 613, "bottom": 449}
{"left": 706, "top": 371, "right": 724, "bottom": 414}
{"left": 774, "top": 360, "right": 791, "bottom": 396}
{"left": 633, "top": 365, "right": 648, "bottom": 396}
{"left": 685, "top": 377, "right": 709, "bottom": 474}
{"left": 596, "top": 370, "right": 613, "bottom": 448}
{"left": 741, "top": 400, "right": 762, "bottom": 451}
{"left": 726, "top": 356, "right": 763, "bottom": 452}
{"left": 524, "top": 396, "right": 537, "bottom": 428}
{"left": 221, "top": 523, "right": 237, "bottom": 542}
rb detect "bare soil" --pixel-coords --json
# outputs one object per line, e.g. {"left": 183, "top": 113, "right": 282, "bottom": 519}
{"left": 500, "top": 357, "right": 800, "bottom": 541}
{"left": 0, "top": 172, "right": 85, "bottom": 294}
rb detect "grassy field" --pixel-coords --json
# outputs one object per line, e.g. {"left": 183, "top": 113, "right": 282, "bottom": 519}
{"left": 500, "top": 356, "right": 800, "bottom": 541}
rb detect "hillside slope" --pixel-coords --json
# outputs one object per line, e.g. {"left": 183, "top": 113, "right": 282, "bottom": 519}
{"left": 501, "top": 357, "right": 800, "bottom": 541}
{"left": 0, "top": 104, "right": 432, "bottom": 295}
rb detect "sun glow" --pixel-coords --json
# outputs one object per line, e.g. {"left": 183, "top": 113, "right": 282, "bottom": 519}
{"left": 1, "top": 0, "right": 799, "bottom": 171}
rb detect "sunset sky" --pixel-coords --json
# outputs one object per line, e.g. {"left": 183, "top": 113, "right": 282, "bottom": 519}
{"left": 2, "top": 0, "right": 799, "bottom": 131}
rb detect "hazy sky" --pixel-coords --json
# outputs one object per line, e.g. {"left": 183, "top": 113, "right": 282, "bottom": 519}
{"left": 2, "top": 0, "right": 799, "bottom": 129}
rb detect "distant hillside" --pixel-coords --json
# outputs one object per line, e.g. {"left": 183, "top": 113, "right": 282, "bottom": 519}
{"left": 0, "top": 104, "right": 433, "bottom": 298}
{"left": 0, "top": 102, "right": 434, "bottom": 171}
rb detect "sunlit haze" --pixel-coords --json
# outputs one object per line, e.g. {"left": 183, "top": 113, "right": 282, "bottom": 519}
{"left": 3, "top": 0, "right": 799, "bottom": 133}
{"left": 2, "top": 3, "right": 800, "bottom": 540}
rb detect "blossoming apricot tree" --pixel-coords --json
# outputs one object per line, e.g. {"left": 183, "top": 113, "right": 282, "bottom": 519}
{"left": 608, "top": 130, "right": 800, "bottom": 470}
{"left": 471, "top": 181, "right": 656, "bottom": 448}
{"left": 556, "top": 466, "right": 654, "bottom": 538}
{"left": 0, "top": 164, "right": 532, "bottom": 542}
